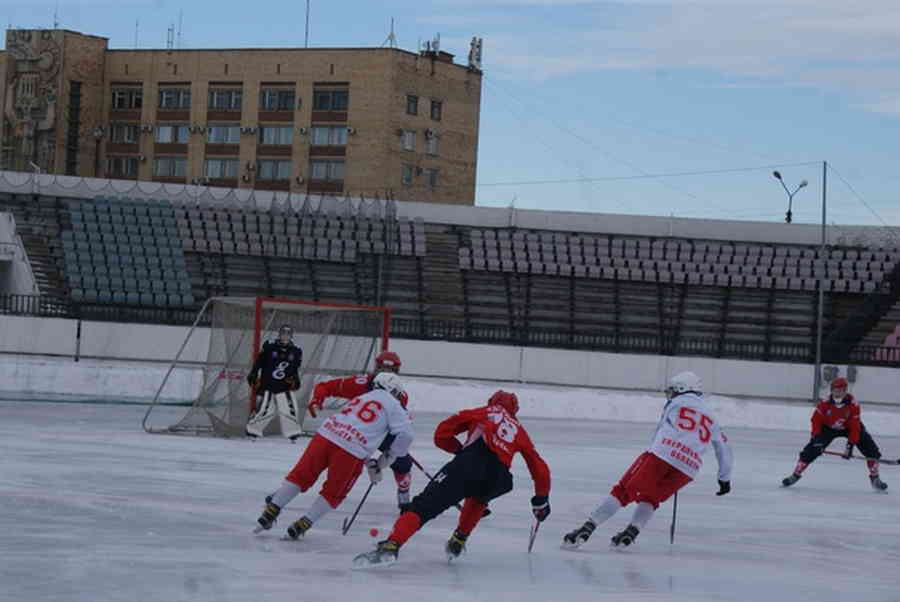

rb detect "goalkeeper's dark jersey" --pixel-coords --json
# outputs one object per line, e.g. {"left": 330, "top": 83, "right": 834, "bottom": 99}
{"left": 249, "top": 340, "right": 303, "bottom": 394}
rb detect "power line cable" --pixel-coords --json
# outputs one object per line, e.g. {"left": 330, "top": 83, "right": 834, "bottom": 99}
{"left": 484, "top": 76, "right": 711, "bottom": 206}
{"left": 488, "top": 76, "right": 783, "bottom": 164}
{"left": 480, "top": 81, "right": 635, "bottom": 213}
{"left": 476, "top": 161, "right": 821, "bottom": 187}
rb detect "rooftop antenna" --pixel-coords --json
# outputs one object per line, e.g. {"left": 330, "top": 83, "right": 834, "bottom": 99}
{"left": 53, "top": 1, "right": 59, "bottom": 28}
{"left": 304, "top": 0, "right": 310, "bottom": 48}
{"left": 166, "top": 22, "right": 175, "bottom": 50}
{"left": 381, "top": 18, "right": 397, "bottom": 48}
{"left": 134, "top": 19, "right": 139, "bottom": 48}
{"left": 468, "top": 36, "right": 483, "bottom": 70}
{"left": 177, "top": 10, "right": 183, "bottom": 48}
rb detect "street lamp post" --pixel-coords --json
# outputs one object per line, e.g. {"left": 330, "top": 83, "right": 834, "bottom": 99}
{"left": 772, "top": 170, "right": 808, "bottom": 224}
{"left": 772, "top": 165, "right": 827, "bottom": 402}
{"left": 813, "top": 161, "right": 827, "bottom": 402}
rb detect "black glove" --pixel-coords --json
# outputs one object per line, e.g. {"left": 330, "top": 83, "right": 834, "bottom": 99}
{"left": 842, "top": 442, "right": 854, "bottom": 459}
{"left": 716, "top": 480, "right": 731, "bottom": 496}
{"left": 531, "top": 495, "right": 550, "bottom": 522}
{"left": 247, "top": 374, "right": 257, "bottom": 388}
{"left": 285, "top": 376, "right": 300, "bottom": 391}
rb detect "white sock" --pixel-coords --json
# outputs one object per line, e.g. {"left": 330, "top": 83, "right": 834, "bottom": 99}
{"left": 630, "top": 501, "right": 655, "bottom": 530}
{"left": 304, "top": 495, "right": 333, "bottom": 524}
{"left": 270, "top": 481, "right": 302, "bottom": 508}
{"left": 589, "top": 495, "right": 623, "bottom": 525}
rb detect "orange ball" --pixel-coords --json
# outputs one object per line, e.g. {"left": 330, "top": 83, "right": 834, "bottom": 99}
{"left": 369, "top": 528, "right": 379, "bottom": 537}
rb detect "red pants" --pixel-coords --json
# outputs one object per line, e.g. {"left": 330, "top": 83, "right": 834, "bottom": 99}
{"left": 611, "top": 452, "right": 692, "bottom": 509}
{"left": 285, "top": 434, "right": 364, "bottom": 508}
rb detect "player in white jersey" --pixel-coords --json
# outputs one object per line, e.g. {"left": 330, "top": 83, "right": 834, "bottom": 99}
{"left": 562, "top": 371, "right": 733, "bottom": 549}
{"left": 252, "top": 372, "right": 414, "bottom": 539}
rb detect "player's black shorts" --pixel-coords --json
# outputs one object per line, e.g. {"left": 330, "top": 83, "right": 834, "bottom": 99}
{"left": 408, "top": 438, "right": 513, "bottom": 523}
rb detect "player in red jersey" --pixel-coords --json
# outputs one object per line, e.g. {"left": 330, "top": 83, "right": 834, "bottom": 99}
{"left": 782, "top": 377, "right": 888, "bottom": 491}
{"left": 352, "top": 390, "right": 552, "bottom": 568}
{"left": 306, "top": 350, "right": 415, "bottom": 510}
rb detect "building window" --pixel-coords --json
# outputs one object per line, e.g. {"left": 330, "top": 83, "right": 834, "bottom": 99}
{"left": 111, "top": 88, "right": 142, "bottom": 110}
{"left": 425, "top": 132, "right": 439, "bottom": 156}
{"left": 208, "top": 89, "right": 242, "bottom": 110}
{"left": 158, "top": 88, "right": 191, "bottom": 109}
{"left": 406, "top": 95, "right": 418, "bottom": 115}
{"left": 309, "top": 160, "right": 345, "bottom": 181}
{"left": 430, "top": 100, "right": 442, "bottom": 121}
{"left": 155, "top": 124, "right": 190, "bottom": 144}
{"left": 258, "top": 126, "right": 294, "bottom": 145}
{"left": 426, "top": 168, "right": 439, "bottom": 188}
{"left": 310, "top": 125, "right": 347, "bottom": 146}
{"left": 207, "top": 124, "right": 240, "bottom": 144}
{"left": 257, "top": 159, "right": 291, "bottom": 180}
{"left": 312, "top": 90, "right": 349, "bottom": 111}
{"left": 260, "top": 89, "right": 296, "bottom": 111}
{"left": 153, "top": 157, "right": 187, "bottom": 177}
{"left": 19, "top": 74, "right": 38, "bottom": 98}
{"left": 401, "top": 165, "right": 414, "bottom": 186}
{"left": 204, "top": 159, "right": 239, "bottom": 179}
{"left": 401, "top": 130, "right": 416, "bottom": 152}
{"left": 110, "top": 123, "right": 139, "bottom": 144}
{"left": 107, "top": 156, "right": 139, "bottom": 177}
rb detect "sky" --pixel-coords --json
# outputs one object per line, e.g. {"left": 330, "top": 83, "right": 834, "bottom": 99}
{"left": 5, "top": 1, "right": 900, "bottom": 230}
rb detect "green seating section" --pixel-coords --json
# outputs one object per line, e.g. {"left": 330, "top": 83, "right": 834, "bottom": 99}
{"left": 61, "top": 196, "right": 194, "bottom": 307}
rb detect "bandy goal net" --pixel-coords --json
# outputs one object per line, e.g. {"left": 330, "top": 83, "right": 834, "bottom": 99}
{"left": 142, "top": 297, "right": 391, "bottom": 437}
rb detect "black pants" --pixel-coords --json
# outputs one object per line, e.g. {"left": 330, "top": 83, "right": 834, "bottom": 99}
{"left": 379, "top": 434, "right": 412, "bottom": 474}
{"left": 799, "top": 424, "right": 881, "bottom": 463}
{"left": 408, "top": 439, "right": 513, "bottom": 524}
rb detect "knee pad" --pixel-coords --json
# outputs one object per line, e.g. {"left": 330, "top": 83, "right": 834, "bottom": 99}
{"left": 391, "top": 454, "right": 413, "bottom": 474}
{"left": 394, "top": 470, "right": 411, "bottom": 491}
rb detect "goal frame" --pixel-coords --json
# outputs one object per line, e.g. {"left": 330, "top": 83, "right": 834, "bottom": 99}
{"left": 142, "top": 296, "right": 392, "bottom": 436}
{"left": 248, "top": 297, "right": 391, "bottom": 413}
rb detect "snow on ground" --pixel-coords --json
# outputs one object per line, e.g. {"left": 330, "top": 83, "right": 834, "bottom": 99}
{"left": 3, "top": 379, "right": 900, "bottom": 602}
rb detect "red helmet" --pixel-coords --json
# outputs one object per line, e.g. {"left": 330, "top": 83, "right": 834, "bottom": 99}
{"left": 831, "top": 377, "right": 849, "bottom": 390}
{"left": 375, "top": 350, "right": 401, "bottom": 373}
{"left": 488, "top": 390, "right": 519, "bottom": 417}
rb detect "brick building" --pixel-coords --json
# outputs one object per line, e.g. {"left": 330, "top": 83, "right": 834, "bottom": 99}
{"left": 0, "top": 29, "right": 482, "bottom": 204}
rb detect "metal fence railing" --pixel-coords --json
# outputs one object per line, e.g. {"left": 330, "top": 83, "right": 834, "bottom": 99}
{"left": 3, "top": 294, "right": 899, "bottom": 367}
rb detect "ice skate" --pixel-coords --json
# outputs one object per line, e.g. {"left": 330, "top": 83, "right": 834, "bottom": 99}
{"left": 253, "top": 501, "right": 281, "bottom": 534}
{"left": 781, "top": 473, "right": 801, "bottom": 487}
{"left": 285, "top": 516, "right": 312, "bottom": 540}
{"left": 610, "top": 524, "right": 640, "bottom": 547}
{"left": 445, "top": 530, "right": 468, "bottom": 561}
{"left": 353, "top": 539, "right": 399, "bottom": 569}
{"left": 870, "top": 475, "right": 888, "bottom": 492}
{"left": 561, "top": 520, "right": 596, "bottom": 550}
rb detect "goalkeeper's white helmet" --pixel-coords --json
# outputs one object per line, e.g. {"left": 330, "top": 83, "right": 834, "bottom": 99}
{"left": 372, "top": 371, "right": 406, "bottom": 402}
{"left": 666, "top": 371, "right": 703, "bottom": 399}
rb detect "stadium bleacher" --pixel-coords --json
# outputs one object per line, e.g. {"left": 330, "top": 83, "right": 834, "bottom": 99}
{"left": 461, "top": 227, "right": 895, "bottom": 294}
{"left": 62, "top": 196, "right": 194, "bottom": 307}
{"left": 2, "top": 189, "right": 899, "bottom": 366}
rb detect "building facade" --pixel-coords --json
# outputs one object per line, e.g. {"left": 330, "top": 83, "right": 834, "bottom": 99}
{"left": 0, "top": 29, "right": 482, "bottom": 205}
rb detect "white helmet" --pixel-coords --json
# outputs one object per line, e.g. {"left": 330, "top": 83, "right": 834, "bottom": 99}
{"left": 666, "top": 371, "right": 702, "bottom": 399}
{"left": 372, "top": 371, "right": 406, "bottom": 401}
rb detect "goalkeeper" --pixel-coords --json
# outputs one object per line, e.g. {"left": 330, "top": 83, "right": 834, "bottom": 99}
{"left": 245, "top": 325, "right": 303, "bottom": 439}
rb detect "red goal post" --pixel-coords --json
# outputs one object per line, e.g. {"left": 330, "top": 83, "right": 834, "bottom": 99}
{"left": 143, "top": 296, "right": 391, "bottom": 437}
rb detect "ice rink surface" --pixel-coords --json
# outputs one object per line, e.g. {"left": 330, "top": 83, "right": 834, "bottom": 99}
{"left": 3, "top": 395, "right": 899, "bottom": 602}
